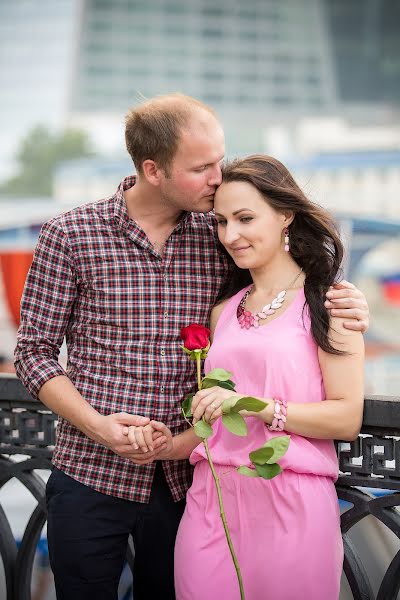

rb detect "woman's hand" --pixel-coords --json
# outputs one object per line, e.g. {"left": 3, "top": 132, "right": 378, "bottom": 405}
{"left": 191, "top": 386, "right": 239, "bottom": 425}
{"left": 239, "top": 401, "right": 274, "bottom": 423}
{"left": 126, "top": 420, "right": 172, "bottom": 456}
{"left": 127, "top": 422, "right": 158, "bottom": 453}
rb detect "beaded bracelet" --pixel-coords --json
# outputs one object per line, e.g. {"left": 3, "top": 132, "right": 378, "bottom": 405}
{"left": 268, "top": 398, "right": 288, "bottom": 431}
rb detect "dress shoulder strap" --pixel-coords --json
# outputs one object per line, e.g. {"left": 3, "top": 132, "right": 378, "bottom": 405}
{"left": 213, "top": 286, "right": 251, "bottom": 336}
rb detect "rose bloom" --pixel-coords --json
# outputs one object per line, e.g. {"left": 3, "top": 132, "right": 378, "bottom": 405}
{"left": 180, "top": 323, "right": 210, "bottom": 351}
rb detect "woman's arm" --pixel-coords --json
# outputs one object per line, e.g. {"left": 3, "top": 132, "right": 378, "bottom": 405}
{"left": 154, "top": 425, "right": 203, "bottom": 460}
{"left": 192, "top": 317, "right": 365, "bottom": 442}
{"left": 260, "top": 317, "right": 364, "bottom": 441}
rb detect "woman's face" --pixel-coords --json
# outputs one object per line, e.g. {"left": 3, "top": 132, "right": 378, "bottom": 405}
{"left": 214, "top": 181, "right": 288, "bottom": 270}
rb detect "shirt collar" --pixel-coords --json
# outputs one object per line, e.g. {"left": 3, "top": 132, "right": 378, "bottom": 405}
{"left": 112, "top": 176, "right": 136, "bottom": 232}
{"left": 110, "top": 176, "right": 193, "bottom": 235}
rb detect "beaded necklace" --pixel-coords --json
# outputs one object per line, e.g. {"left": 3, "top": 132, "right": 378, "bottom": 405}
{"left": 237, "top": 269, "right": 303, "bottom": 329}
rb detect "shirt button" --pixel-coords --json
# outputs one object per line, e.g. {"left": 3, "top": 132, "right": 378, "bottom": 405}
{"left": 161, "top": 385, "right": 165, "bottom": 393}
{"left": 163, "top": 311, "right": 168, "bottom": 318}
{"left": 160, "top": 350, "right": 166, "bottom": 356}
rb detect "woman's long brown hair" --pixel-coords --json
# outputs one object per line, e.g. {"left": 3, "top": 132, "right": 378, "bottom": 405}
{"left": 217, "top": 155, "right": 345, "bottom": 355}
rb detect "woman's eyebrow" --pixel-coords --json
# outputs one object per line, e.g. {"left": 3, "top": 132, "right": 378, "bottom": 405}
{"left": 214, "top": 208, "right": 255, "bottom": 217}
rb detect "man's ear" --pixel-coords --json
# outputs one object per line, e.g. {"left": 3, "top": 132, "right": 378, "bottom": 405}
{"left": 141, "top": 159, "right": 163, "bottom": 186}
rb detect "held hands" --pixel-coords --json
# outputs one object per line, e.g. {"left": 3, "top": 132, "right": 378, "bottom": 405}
{"left": 324, "top": 280, "right": 369, "bottom": 332}
{"left": 94, "top": 412, "right": 172, "bottom": 464}
{"left": 125, "top": 421, "right": 174, "bottom": 464}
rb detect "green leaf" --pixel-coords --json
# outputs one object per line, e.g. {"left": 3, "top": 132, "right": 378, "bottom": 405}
{"left": 264, "top": 436, "right": 290, "bottom": 464}
{"left": 222, "top": 413, "right": 248, "bottom": 436}
{"left": 201, "top": 378, "right": 219, "bottom": 389}
{"left": 237, "top": 465, "right": 259, "bottom": 477}
{"left": 217, "top": 380, "right": 236, "bottom": 391}
{"left": 255, "top": 463, "right": 282, "bottom": 479}
{"left": 232, "top": 396, "right": 268, "bottom": 413}
{"left": 221, "top": 396, "right": 240, "bottom": 414}
{"left": 194, "top": 420, "right": 213, "bottom": 439}
{"left": 204, "top": 368, "right": 233, "bottom": 382}
{"left": 249, "top": 446, "right": 274, "bottom": 465}
{"left": 181, "top": 394, "right": 194, "bottom": 418}
{"left": 202, "top": 378, "right": 236, "bottom": 391}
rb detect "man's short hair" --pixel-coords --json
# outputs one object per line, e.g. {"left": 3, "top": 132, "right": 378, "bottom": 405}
{"left": 125, "top": 93, "right": 216, "bottom": 176}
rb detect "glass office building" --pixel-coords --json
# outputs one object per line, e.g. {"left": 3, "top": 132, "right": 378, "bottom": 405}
{"left": 324, "top": 0, "right": 400, "bottom": 106}
{"left": 70, "top": 0, "right": 338, "bottom": 154}
{"left": 0, "top": 0, "right": 80, "bottom": 180}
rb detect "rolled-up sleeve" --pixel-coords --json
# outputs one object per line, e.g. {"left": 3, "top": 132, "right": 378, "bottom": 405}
{"left": 14, "top": 219, "right": 78, "bottom": 399}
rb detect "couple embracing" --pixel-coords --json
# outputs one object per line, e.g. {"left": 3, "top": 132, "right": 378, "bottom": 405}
{"left": 15, "top": 94, "right": 365, "bottom": 600}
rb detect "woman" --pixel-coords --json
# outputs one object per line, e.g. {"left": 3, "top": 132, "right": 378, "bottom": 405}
{"left": 134, "top": 155, "right": 364, "bottom": 599}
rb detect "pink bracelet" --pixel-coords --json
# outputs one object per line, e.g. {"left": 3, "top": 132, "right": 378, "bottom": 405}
{"left": 268, "top": 398, "right": 288, "bottom": 431}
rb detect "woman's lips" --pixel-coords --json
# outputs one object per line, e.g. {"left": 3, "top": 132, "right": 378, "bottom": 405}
{"left": 230, "top": 246, "right": 251, "bottom": 254}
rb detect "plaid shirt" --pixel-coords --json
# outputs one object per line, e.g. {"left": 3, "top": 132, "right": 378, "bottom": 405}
{"left": 15, "top": 177, "right": 230, "bottom": 502}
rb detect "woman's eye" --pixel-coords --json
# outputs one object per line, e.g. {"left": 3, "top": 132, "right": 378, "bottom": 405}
{"left": 216, "top": 220, "right": 226, "bottom": 226}
{"left": 240, "top": 217, "right": 253, "bottom": 223}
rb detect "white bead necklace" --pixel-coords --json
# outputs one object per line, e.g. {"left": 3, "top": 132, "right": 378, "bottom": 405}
{"left": 237, "top": 269, "right": 303, "bottom": 329}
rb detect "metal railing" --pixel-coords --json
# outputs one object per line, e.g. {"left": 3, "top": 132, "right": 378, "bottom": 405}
{"left": 0, "top": 375, "right": 399, "bottom": 600}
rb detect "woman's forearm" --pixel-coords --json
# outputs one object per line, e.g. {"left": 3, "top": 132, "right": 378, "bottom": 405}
{"left": 256, "top": 396, "right": 363, "bottom": 442}
{"left": 164, "top": 427, "right": 202, "bottom": 460}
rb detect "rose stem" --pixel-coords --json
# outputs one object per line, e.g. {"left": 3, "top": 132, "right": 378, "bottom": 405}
{"left": 195, "top": 352, "right": 245, "bottom": 600}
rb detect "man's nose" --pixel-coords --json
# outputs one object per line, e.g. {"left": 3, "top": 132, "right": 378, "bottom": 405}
{"left": 208, "top": 163, "right": 222, "bottom": 187}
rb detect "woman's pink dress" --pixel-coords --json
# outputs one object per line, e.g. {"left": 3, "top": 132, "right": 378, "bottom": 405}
{"left": 174, "top": 287, "right": 343, "bottom": 600}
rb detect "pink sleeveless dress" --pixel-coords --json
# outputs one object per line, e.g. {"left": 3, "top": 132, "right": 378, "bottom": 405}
{"left": 174, "top": 287, "right": 343, "bottom": 600}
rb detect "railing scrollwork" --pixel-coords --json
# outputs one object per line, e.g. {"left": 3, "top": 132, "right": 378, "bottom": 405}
{"left": 0, "top": 376, "right": 399, "bottom": 599}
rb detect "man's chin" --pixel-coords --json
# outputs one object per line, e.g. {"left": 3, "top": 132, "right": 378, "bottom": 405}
{"left": 191, "top": 198, "right": 215, "bottom": 213}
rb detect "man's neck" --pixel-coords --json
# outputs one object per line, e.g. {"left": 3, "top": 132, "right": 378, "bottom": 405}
{"left": 124, "top": 179, "right": 183, "bottom": 229}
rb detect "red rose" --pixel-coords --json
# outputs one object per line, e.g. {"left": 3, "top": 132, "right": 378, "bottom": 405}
{"left": 180, "top": 323, "right": 210, "bottom": 351}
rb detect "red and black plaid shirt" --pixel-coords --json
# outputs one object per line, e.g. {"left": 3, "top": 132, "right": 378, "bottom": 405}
{"left": 15, "top": 177, "right": 230, "bottom": 502}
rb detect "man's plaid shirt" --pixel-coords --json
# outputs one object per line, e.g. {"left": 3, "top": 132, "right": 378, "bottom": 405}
{"left": 15, "top": 177, "right": 230, "bottom": 502}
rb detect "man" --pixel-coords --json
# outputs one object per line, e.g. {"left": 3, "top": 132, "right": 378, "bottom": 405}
{"left": 15, "top": 94, "right": 369, "bottom": 600}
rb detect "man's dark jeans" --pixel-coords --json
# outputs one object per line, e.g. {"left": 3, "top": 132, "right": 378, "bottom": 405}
{"left": 46, "top": 462, "right": 186, "bottom": 600}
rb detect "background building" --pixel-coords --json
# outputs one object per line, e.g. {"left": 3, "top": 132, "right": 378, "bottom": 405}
{"left": 0, "top": 0, "right": 81, "bottom": 181}
{"left": 1, "top": 0, "right": 399, "bottom": 177}
{"left": 324, "top": 0, "right": 400, "bottom": 108}
{"left": 70, "top": 0, "right": 337, "bottom": 157}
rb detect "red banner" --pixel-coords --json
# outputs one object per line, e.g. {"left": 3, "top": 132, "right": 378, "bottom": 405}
{"left": 0, "top": 251, "right": 34, "bottom": 328}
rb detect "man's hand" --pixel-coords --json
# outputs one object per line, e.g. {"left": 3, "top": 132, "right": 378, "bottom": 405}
{"left": 93, "top": 412, "right": 152, "bottom": 458}
{"left": 324, "top": 280, "right": 369, "bottom": 333}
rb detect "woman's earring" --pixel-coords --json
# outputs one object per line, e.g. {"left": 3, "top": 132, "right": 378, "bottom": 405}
{"left": 284, "top": 227, "right": 290, "bottom": 252}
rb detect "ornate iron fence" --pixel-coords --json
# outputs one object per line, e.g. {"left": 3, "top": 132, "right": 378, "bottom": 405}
{"left": 0, "top": 375, "right": 399, "bottom": 600}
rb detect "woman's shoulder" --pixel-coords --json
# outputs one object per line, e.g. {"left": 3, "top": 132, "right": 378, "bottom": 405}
{"left": 210, "top": 286, "right": 251, "bottom": 337}
{"left": 210, "top": 299, "right": 229, "bottom": 331}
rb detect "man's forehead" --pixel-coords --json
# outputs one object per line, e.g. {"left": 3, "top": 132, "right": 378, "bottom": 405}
{"left": 181, "top": 118, "right": 224, "bottom": 139}
{"left": 177, "top": 124, "right": 224, "bottom": 157}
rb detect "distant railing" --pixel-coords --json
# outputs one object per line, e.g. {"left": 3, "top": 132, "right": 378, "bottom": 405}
{"left": 0, "top": 375, "right": 399, "bottom": 600}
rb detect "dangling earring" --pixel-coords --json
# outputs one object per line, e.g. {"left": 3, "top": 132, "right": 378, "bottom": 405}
{"left": 284, "top": 227, "right": 290, "bottom": 252}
